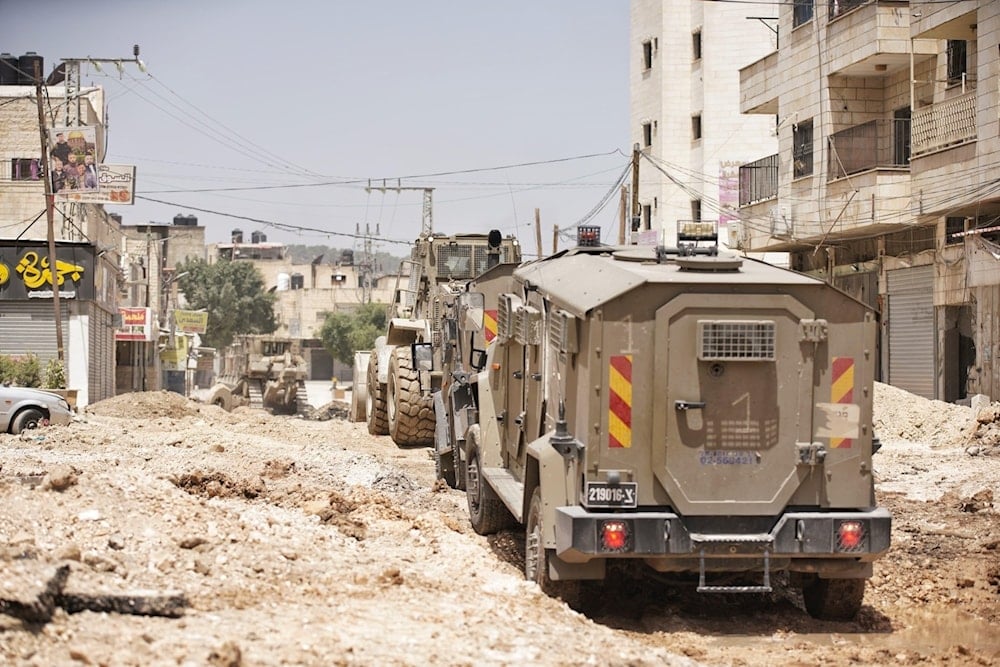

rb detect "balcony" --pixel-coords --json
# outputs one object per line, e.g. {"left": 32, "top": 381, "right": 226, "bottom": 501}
{"left": 739, "top": 154, "right": 779, "bottom": 206}
{"left": 827, "top": 119, "right": 910, "bottom": 180}
{"left": 911, "top": 91, "right": 976, "bottom": 157}
{"left": 739, "top": 50, "right": 778, "bottom": 115}
{"left": 825, "top": 1, "right": 936, "bottom": 77}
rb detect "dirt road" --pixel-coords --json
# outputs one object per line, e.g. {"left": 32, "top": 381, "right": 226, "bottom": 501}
{"left": 1, "top": 385, "right": 998, "bottom": 666}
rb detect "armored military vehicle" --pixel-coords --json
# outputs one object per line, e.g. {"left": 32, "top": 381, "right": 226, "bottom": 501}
{"left": 352, "top": 230, "right": 521, "bottom": 446}
{"left": 428, "top": 231, "right": 890, "bottom": 620}
{"left": 209, "top": 335, "right": 309, "bottom": 414}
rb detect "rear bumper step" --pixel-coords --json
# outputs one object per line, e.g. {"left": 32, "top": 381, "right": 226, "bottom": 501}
{"left": 554, "top": 507, "right": 891, "bottom": 564}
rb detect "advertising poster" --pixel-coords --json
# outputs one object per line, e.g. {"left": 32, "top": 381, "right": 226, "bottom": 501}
{"left": 49, "top": 126, "right": 99, "bottom": 196}
{"left": 59, "top": 164, "right": 136, "bottom": 205}
{"left": 115, "top": 307, "right": 155, "bottom": 342}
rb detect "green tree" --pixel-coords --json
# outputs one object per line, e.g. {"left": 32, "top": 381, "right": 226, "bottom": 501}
{"left": 175, "top": 259, "right": 277, "bottom": 349}
{"left": 318, "top": 303, "right": 387, "bottom": 365}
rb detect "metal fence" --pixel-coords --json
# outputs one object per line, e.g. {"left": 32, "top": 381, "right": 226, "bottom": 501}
{"left": 827, "top": 119, "right": 910, "bottom": 180}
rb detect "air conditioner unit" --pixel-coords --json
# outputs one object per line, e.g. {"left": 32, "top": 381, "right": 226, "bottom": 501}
{"left": 770, "top": 207, "right": 791, "bottom": 237}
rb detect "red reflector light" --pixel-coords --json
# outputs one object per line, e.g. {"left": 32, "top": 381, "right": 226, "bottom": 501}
{"left": 601, "top": 520, "right": 628, "bottom": 551}
{"left": 838, "top": 521, "right": 864, "bottom": 551}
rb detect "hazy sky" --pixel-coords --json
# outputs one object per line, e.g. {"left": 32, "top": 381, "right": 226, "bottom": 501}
{"left": 2, "top": 1, "right": 630, "bottom": 256}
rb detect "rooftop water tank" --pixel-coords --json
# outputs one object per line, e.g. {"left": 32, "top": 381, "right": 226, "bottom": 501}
{"left": 276, "top": 272, "right": 291, "bottom": 292}
{"left": 290, "top": 273, "right": 304, "bottom": 290}
{"left": 17, "top": 52, "right": 43, "bottom": 85}
{"left": 0, "top": 53, "right": 19, "bottom": 85}
{"left": 231, "top": 229, "right": 243, "bottom": 243}
{"left": 340, "top": 249, "right": 354, "bottom": 266}
{"left": 251, "top": 231, "right": 266, "bottom": 244}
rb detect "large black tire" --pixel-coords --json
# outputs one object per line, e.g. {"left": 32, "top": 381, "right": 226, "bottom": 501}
{"left": 466, "top": 444, "right": 509, "bottom": 535}
{"left": 11, "top": 408, "right": 46, "bottom": 435}
{"left": 386, "top": 346, "right": 434, "bottom": 446}
{"left": 802, "top": 577, "right": 866, "bottom": 621}
{"left": 525, "top": 487, "right": 581, "bottom": 604}
{"left": 365, "top": 350, "right": 388, "bottom": 435}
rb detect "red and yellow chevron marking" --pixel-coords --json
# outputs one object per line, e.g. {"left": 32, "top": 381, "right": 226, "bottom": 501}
{"left": 483, "top": 309, "right": 498, "bottom": 343}
{"left": 609, "top": 355, "right": 632, "bottom": 449}
{"left": 831, "top": 356, "right": 854, "bottom": 449}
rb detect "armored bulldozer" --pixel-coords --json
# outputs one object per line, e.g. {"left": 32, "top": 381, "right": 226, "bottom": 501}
{"left": 352, "top": 230, "right": 521, "bottom": 446}
{"left": 425, "top": 238, "right": 891, "bottom": 620}
{"left": 209, "top": 335, "right": 309, "bottom": 414}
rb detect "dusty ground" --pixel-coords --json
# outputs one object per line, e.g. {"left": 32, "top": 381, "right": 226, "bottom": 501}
{"left": 0, "top": 383, "right": 998, "bottom": 666}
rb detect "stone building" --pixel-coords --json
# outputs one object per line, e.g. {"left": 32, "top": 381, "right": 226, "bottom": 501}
{"left": 736, "top": 0, "right": 999, "bottom": 402}
{"left": 0, "top": 56, "right": 121, "bottom": 407}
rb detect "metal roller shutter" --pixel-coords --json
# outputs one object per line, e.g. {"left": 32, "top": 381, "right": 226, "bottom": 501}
{"left": 0, "top": 302, "right": 68, "bottom": 359}
{"left": 887, "top": 266, "right": 935, "bottom": 399}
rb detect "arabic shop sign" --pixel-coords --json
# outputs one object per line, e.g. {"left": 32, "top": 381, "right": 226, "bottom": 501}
{"left": 115, "top": 307, "right": 155, "bottom": 342}
{"left": 0, "top": 243, "right": 95, "bottom": 301}
{"left": 173, "top": 309, "right": 208, "bottom": 334}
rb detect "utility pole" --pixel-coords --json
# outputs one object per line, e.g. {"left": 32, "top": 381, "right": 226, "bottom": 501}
{"left": 534, "top": 208, "right": 543, "bottom": 259}
{"left": 34, "top": 60, "right": 64, "bottom": 364}
{"left": 631, "top": 143, "right": 641, "bottom": 242}
{"left": 366, "top": 180, "right": 435, "bottom": 236}
{"left": 618, "top": 185, "right": 627, "bottom": 245}
{"left": 355, "top": 222, "right": 379, "bottom": 304}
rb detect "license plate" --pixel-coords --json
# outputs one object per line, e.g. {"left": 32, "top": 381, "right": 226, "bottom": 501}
{"left": 584, "top": 482, "right": 637, "bottom": 509}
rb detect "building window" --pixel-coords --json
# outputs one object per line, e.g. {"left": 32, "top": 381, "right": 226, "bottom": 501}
{"left": 642, "top": 122, "right": 653, "bottom": 147}
{"left": 642, "top": 204, "right": 652, "bottom": 231}
{"left": 947, "top": 40, "right": 967, "bottom": 86}
{"left": 691, "top": 199, "right": 702, "bottom": 222}
{"left": 9, "top": 158, "right": 40, "bottom": 181}
{"left": 793, "top": 0, "right": 813, "bottom": 28}
{"left": 642, "top": 40, "right": 653, "bottom": 70}
{"left": 945, "top": 216, "right": 966, "bottom": 245}
{"left": 692, "top": 114, "right": 702, "bottom": 141}
{"left": 692, "top": 31, "right": 702, "bottom": 61}
{"left": 793, "top": 119, "right": 814, "bottom": 178}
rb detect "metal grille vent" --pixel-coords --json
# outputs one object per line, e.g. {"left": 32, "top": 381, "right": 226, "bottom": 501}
{"left": 516, "top": 306, "right": 542, "bottom": 346}
{"left": 698, "top": 320, "right": 776, "bottom": 361}
{"left": 431, "top": 298, "right": 442, "bottom": 333}
{"left": 497, "top": 294, "right": 515, "bottom": 343}
{"left": 548, "top": 309, "right": 577, "bottom": 353}
{"left": 437, "top": 244, "right": 474, "bottom": 280}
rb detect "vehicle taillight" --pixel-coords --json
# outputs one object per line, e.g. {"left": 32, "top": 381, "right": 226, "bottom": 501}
{"left": 837, "top": 521, "right": 865, "bottom": 551}
{"left": 601, "top": 520, "right": 629, "bottom": 551}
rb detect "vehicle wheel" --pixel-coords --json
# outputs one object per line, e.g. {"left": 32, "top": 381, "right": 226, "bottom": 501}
{"left": 11, "top": 408, "right": 46, "bottom": 435}
{"left": 525, "top": 486, "right": 580, "bottom": 604}
{"left": 386, "top": 346, "right": 434, "bottom": 446}
{"left": 802, "top": 577, "right": 866, "bottom": 621}
{"left": 365, "top": 350, "right": 388, "bottom": 435}
{"left": 466, "top": 444, "right": 509, "bottom": 535}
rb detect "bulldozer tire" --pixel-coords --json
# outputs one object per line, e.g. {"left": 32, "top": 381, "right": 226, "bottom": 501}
{"left": 207, "top": 384, "right": 233, "bottom": 412}
{"left": 802, "top": 577, "right": 866, "bottom": 621}
{"left": 526, "top": 486, "right": 581, "bottom": 605}
{"left": 386, "top": 346, "right": 434, "bottom": 446}
{"left": 466, "top": 444, "right": 510, "bottom": 535}
{"left": 365, "top": 351, "right": 388, "bottom": 436}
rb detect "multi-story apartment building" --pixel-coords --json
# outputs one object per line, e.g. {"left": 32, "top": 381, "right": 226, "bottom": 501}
{"left": 207, "top": 231, "right": 398, "bottom": 381}
{"left": 630, "top": 0, "right": 779, "bottom": 248}
{"left": 0, "top": 54, "right": 122, "bottom": 406}
{"left": 738, "top": 0, "right": 999, "bottom": 402}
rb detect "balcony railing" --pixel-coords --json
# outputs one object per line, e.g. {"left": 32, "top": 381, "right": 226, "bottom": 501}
{"left": 739, "top": 154, "right": 778, "bottom": 206}
{"left": 827, "top": 119, "right": 910, "bottom": 180}
{"left": 912, "top": 91, "right": 977, "bottom": 157}
{"left": 828, "top": 0, "right": 872, "bottom": 21}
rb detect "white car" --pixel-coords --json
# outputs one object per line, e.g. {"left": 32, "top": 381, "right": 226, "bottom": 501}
{"left": 0, "top": 386, "right": 74, "bottom": 435}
